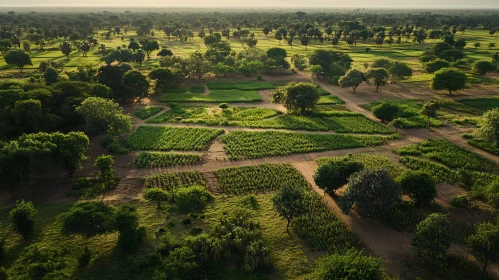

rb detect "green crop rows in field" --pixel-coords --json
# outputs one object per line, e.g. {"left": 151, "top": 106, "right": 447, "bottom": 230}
{"left": 221, "top": 130, "right": 386, "bottom": 159}
{"left": 144, "top": 171, "right": 207, "bottom": 190}
{"left": 316, "top": 153, "right": 405, "bottom": 178}
{"left": 159, "top": 89, "right": 262, "bottom": 103}
{"left": 399, "top": 156, "right": 458, "bottom": 183}
{"left": 206, "top": 81, "right": 276, "bottom": 91}
{"left": 318, "top": 95, "right": 345, "bottom": 105}
{"left": 135, "top": 152, "right": 201, "bottom": 168}
{"left": 457, "top": 97, "right": 499, "bottom": 112}
{"left": 134, "top": 106, "right": 164, "bottom": 120}
{"left": 127, "top": 126, "right": 224, "bottom": 151}
{"left": 214, "top": 163, "right": 309, "bottom": 195}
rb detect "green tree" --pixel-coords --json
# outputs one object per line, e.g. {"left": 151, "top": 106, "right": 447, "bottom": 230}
{"left": 189, "top": 51, "right": 212, "bottom": 82}
{"left": 43, "top": 67, "right": 58, "bottom": 85}
{"left": 313, "top": 159, "right": 364, "bottom": 196}
{"left": 134, "top": 50, "right": 145, "bottom": 66}
{"left": 272, "top": 82, "right": 320, "bottom": 115}
{"left": 94, "top": 155, "right": 116, "bottom": 200}
{"left": 115, "top": 205, "right": 145, "bottom": 252}
{"left": 424, "top": 59, "right": 450, "bottom": 73}
{"left": 474, "top": 42, "right": 481, "bottom": 49}
{"left": 4, "top": 49, "right": 32, "bottom": 72}
{"left": 371, "top": 57, "right": 393, "bottom": 69}
{"left": 61, "top": 201, "right": 115, "bottom": 236}
{"left": 466, "top": 221, "right": 499, "bottom": 273}
{"left": 272, "top": 185, "right": 307, "bottom": 232}
{"left": 372, "top": 102, "right": 399, "bottom": 122}
{"left": 22, "top": 41, "right": 31, "bottom": 53}
{"left": 338, "top": 69, "right": 366, "bottom": 94}
{"left": 60, "top": 40, "right": 72, "bottom": 58}
{"left": 0, "top": 39, "right": 12, "bottom": 55}
{"left": 139, "top": 39, "right": 159, "bottom": 59}
{"left": 477, "top": 108, "right": 499, "bottom": 146}
{"left": 397, "top": 170, "right": 437, "bottom": 206}
{"left": 339, "top": 169, "right": 401, "bottom": 219}
{"left": 148, "top": 68, "right": 175, "bottom": 89}
{"left": 143, "top": 188, "right": 170, "bottom": 209}
{"left": 9, "top": 200, "right": 37, "bottom": 238}
{"left": 420, "top": 101, "right": 439, "bottom": 130}
{"left": 291, "top": 54, "right": 307, "bottom": 70}
{"left": 430, "top": 68, "right": 466, "bottom": 95}
{"left": 13, "top": 99, "right": 42, "bottom": 133}
{"left": 472, "top": 61, "right": 496, "bottom": 76}
{"left": 389, "top": 61, "right": 413, "bottom": 81}
{"left": 411, "top": 213, "right": 450, "bottom": 263}
{"left": 75, "top": 97, "right": 132, "bottom": 135}
{"left": 122, "top": 70, "right": 150, "bottom": 101}
{"left": 128, "top": 41, "right": 140, "bottom": 51}
{"left": 309, "top": 50, "right": 352, "bottom": 76}
{"left": 455, "top": 39, "right": 467, "bottom": 49}
{"left": 366, "top": 68, "right": 389, "bottom": 92}
{"left": 314, "top": 249, "right": 385, "bottom": 280}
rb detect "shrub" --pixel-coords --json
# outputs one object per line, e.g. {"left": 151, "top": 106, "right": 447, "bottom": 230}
{"left": 372, "top": 102, "right": 399, "bottom": 122}
{"left": 472, "top": 61, "right": 496, "bottom": 76}
{"left": 175, "top": 185, "right": 214, "bottom": 210}
{"left": 314, "top": 249, "right": 385, "bottom": 280}
{"left": 218, "top": 103, "right": 229, "bottom": 109}
{"left": 115, "top": 205, "right": 146, "bottom": 252}
{"left": 314, "top": 159, "right": 364, "bottom": 195}
{"left": 72, "top": 177, "right": 94, "bottom": 190}
{"left": 330, "top": 75, "right": 340, "bottom": 85}
{"left": 411, "top": 213, "right": 450, "bottom": 264}
{"left": 9, "top": 200, "right": 38, "bottom": 238}
{"left": 425, "top": 59, "right": 450, "bottom": 73}
{"left": 450, "top": 195, "right": 469, "bottom": 208}
{"left": 143, "top": 188, "right": 170, "bottom": 209}
{"left": 190, "top": 227, "right": 203, "bottom": 235}
{"left": 61, "top": 201, "right": 115, "bottom": 236}
{"left": 182, "top": 218, "right": 192, "bottom": 225}
{"left": 397, "top": 170, "right": 437, "bottom": 206}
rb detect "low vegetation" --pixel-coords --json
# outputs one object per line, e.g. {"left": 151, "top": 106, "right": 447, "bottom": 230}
{"left": 135, "top": 152, "right": 201, "bottom": 168}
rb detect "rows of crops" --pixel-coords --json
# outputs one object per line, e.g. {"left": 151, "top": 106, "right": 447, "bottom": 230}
{"left": 214, "top": 163, "right": 309, "bottom": 194}
{"left": 147, "top": 104, "right": 281, "bottom": 124}
{"left": 144, "top": 171, "right": 207, "bottom": 190}
{"left": 468, "top": 139, "right": 499, "bottom": 156}
{"left": 159, "top": 89, "right": 262, "bottom": 103}
{"left": 395, "top": 139, "right": 499, "bottom": 174}
{"left": 135, "top": 152, "right": 201, "bottom": 168}
{"left": 316, "top": 153, "right": 406, "bottom": 178}
{"left": 221, "top": 130, "right": 386, "bottom": 159}
{"left": 133, "top": 106, "right": 163, "bottom": 120}
{"left": 457, "top": 97, "right": 499, "bottom": 112}
{"left": 127, "top": 126, "right": 224, "bottom": 151}
{"left": 399, "top": 156, "right": 458, "bottom": 183}
{"left": 318, "top": 95, "right": 345, "bottom": 105}
{"left": 206, "top": 81, "right": 276, "bottom": 91}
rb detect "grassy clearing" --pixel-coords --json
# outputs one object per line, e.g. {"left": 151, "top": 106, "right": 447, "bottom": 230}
{"left": 135, "top": 152, "right": 201, "bottom": 168}
{"left": 220, "top": 130, "right": 387, "bottom": 160}
{"left": 159, "top": 89, "right": 262, "bottom": 103}
{"left": 133, "top": 106, "right": 164, "bottom": 120}
{"left": 206, "top": 81, "right": 276, "bottom": 91}
{"left": 127, "top": 126, "right": 224, "bottom": 151}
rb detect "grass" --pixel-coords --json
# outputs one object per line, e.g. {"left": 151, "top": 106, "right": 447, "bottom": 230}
{"left": 159, "top": 89, "right": 262, "bottom": 103}
{"left": 133, "top": 106, "right": 163, "bottom": 120}
{"left": 127, "top": 126, "right": 224, "bottom": 151}
{"left": 206, "top": 81, "right": 276, "bottom": 91}
{"left": 135, "top": 152, "right": 201, "bottom": 168}
{"left": 163, "top": 86, "right": 188, "bottom": 93}
{"left": 220, "top": 130, "right": 387, "bottom": 160}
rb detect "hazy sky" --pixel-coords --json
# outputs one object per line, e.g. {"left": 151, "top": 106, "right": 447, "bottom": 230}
{"left": 2, "top": 0, "right": 499, "bottom": 8}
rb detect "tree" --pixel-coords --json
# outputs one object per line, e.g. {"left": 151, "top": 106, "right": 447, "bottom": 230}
{"left": 13, "top": 99, "right": 42, "bottom": 133}
{"left": 420, "top": 101, "right": 438, "bottom": 130}
{"left": 474, "top": 42, "right": 481, "bottom": 49}
{"left": 94, "top": 155, "right": 116, "bottom": 200}
{"left": 75, "top": 97, "right": 132, "bottom": 135}
{"left": 272, "top": 82, "right": 320, "bottom": 115}
{"left": 309, "top": 50, "right": 352, "bottom": 76}
{"left": 477, "top": 108, "right": 499, "bottom": 146}
{"left": 371, "top": 57, "right": 392, "bottom": 69}
{"left": 0, "top": 40, "right": 12, "bottom": 55}
{"left": 135, "top": 50, "right": 145, "bottom": 66}
{"left": 128, "top": 41, "right": 140, "bottom": 51}
{"left": 4, "top": 49, "right": 32, "bottom": 72}
{"left": 388, "top": 118, "right": 404, "bottom": 132}
{"left": 115, "top": 205, "right": 145, "bottom": 252}
{"left": 300, "top": 35, "right": 309, "bottom": 49}
{"left": 148, "top": 68, "right": 175, "bottom": 89}
{"left": 339, "top": 169, "right": 401, "bottom": 219}
{"left": 424, "top": 59, "right": 450, "bottom": 73}
{"left": 338, "top": 69, "right": 366, "bottom": 94}
{"left": 272, "top": 185, "right": 307, "bottom": 232}
{"left": 430, "top": 68, "right": 466, "bottom": 95}
{"left": 397, "top": 170, "right": 437, "bottom": 206}
{"left": 9, "top": 200, "right": 37, "bottom": 238}
{"left": 22, "top": 41, "right": 31, "bottom": 53}
{"left": 455, "top": 39, "right": 467, "bottom": 49}
{"left": 314, "top": 249, "right": 385, "bottom": 280}
{"left": 143, "top": 188, "right": 169, "bottom": 209}
{"left": 472, "top": 61, "right": 496, "bottom": 76}
{"left": 291, "top": 54, "right": 307, "bottom": 70}
{"left": 411, "top": 213, "right": 450, "bottom": 263}
{"left": 60, "top": 40, "right": 72, "bottom": 58}
{"left": 61, "top": 201, "right": 115, "bottom": 236}
{"left": 123, "top": 70, "right": 150, "bottom": 101}
{"left": 189, "top": 51, "right": 212, "bottom": 82}
{"left": 466, "top": 221, "right": 499, "bottom": 273}
{"left": 433, "top": 42, "right": 453, "bottom": 56}
{"left": 366, "top": 68, "right": 389, "bottom": 92}
{"left": 43, "top": 67, "right": 58, "bottom": 86}
{"left": 492, "top": 52, "right": 499, "bottom": 63}
{"left": 389, "top": 61, "right": 413, "bottom": 81}
{"left": 313, "top": 159, "right": 364, "bottom": 196}
{"left": 80, "top": 41, "right": 90, "bottom": 57}
{"left": 157, "top": 48, "right": 173, "bottom": 57}
{"left": 139, "top": 39, "right": 159, "bottom": 59}
{"left": 372, "top": 102, "right": 399, "bottom": 122}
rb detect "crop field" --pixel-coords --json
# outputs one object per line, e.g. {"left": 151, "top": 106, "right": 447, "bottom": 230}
{"left": 135, "top": 152, "right": 201, "bottom": 168}
{"left": 143, "top": 170, "right": 207, "bottom": 190}
{"left": 133, "top": 106, "right": 164, "bottom": 119}
{"left": 127, "top": 126, "right": 224, "bottom": 151}
{"left": 318, "top": 95, "right": 345, "bottom": 105}
{"left": 316, "top": 153, "right": 406, "bottom": 177}
{"left": 220, "top": 130, "right": 387, "bottom": 159}
{"left": 158, "top": 89, "right": 262, "bottom": 103}
{"left": 457, "top": 97, "right": 499, "bottom": 112}
{"left": 214, "top": 163, "right": 310, "bottom": 194}
{"left": 206, "top": 81, "right": 276, "bottom": 90}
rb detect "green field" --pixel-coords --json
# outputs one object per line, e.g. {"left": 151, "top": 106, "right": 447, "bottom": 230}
{"left": 159, "top": 89, "right": 262, "bottom": 103}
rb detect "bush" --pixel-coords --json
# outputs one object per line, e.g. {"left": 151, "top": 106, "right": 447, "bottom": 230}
{"left": 411, "top": 213, "right": 450, "bottom": 265}
{"left": 182, "top": 218, "right": 192, "bottom": 225}
{"left": 143, "top": 188, "right": 170, "bottom": 208}
{"left": 9, "top": 200, "right": 38, "bottom": 238}
{"left": 372, "top": 102, "right": 399, "bottom": 122}
{"left": 425, "top": 59, "right": 450, "bottom": 73}
{"left": 397, "top": 170, "right": 437, "bottom": 206}
{"left": 330, "top": 75, "right": 340, "bottom": 85}
{"left": 175, "top": 185, "right": 214, "bottom": 210}
{"left": 190, "top": 227, "right": 203, "bottom": 235}
{"left": 61, "top": 201, "right": 115, "bottom": 236}
{"left": 72, "top": 177, "right": 94, "bottom": 190}
{"left": 450, "top": 195, "right": 469, "bottom": 208}
{"left": 472, "top": 61, "right": 496, "bottom": 76}
{"left": 314, "top": 249, "right": 385, "bottom": 280}
{"left": 218, "top": 103, "right": 229, "bottom": 109}
{"left": 314, "top": 159, "right": 364, "bottom": 195}
{"left": 115, "top": 205, "right": 146, "bottom": 252}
